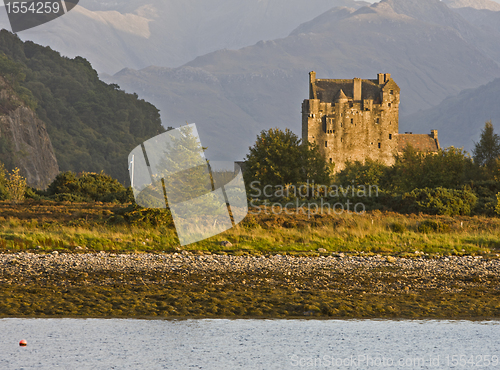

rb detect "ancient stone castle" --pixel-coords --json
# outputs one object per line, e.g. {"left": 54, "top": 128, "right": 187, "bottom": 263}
{"left": 302, "top": 72, "right": 440, "bottom": 172}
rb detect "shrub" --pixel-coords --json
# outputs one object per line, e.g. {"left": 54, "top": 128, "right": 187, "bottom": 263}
{"left": 0, "top": 162, "right": 8, "bottom": 200}
{"left": 417, "top": 220, "right": 450, "bottom": 233}
{"left": 466, "top": 180, "right": 500, "bottom": 215}
{"left": 51, "top": 193, "right": 91, "bottom": 202}
{"left": 390, "top": 223, "right": 406, "bottom": 233}
{"left": 6, "top": 167, "right": 27, "bottom": 203}
{"left": 24, "top": 187, "right": 50, "bottom": 201}
{"left": 45, "top": 171, "right": 133, "bottom": 203}
{"left": 108, "top": 204, "right": 174, "bottom": 227}
{"left": 402, "top": 187, "right": 477, "bottom": 216}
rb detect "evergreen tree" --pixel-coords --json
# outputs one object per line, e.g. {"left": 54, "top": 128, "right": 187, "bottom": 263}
{"left": 473, "top": 121, "right": 500, "bottom": 170}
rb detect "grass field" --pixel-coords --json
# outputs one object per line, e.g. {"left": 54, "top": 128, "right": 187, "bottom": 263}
{"left": 0, "top": 200, "right": 499, "bottom": 257}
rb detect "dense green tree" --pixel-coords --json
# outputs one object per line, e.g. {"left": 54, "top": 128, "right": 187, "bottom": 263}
{"left": 384, "top": 145, "right": 424, "bottom": 192}
{"left": 0, "top": 52, "right": 37, "bottom": 109}
{"left": 335, "top": 159, "right": 388, "bottom": 187}
{"left": 244, "top": 128, "right": 331, "bottom": 191}
{"left": 0, "top": 52, "right": 24, "bottom": 84}
{"left": 386, "top": 145, "right": 473, "bottom": 192}
{"left": 420, "top": 146, "right": 474, "bottom": 189}
{"left": 473, "top": 121, "right": 500, "bottom": 170}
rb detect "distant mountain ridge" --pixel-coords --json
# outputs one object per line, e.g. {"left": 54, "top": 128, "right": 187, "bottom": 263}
{"left": 447, "top": 4, "right": 500, "bottom": 38}
{"left": 1, "top": 0, "right": 368, "bottom": 74}
{"left": 443, "top": 0, "right": 500, "bottom": 11}
{"left": 401, "top": 78, "right": 500, "bottom": 153}
{"left": 103, "top": 0, "right": 500, "bottom": 161}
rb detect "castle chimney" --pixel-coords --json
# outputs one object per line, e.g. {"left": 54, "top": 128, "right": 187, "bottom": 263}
{"left": 378, "top": 73, "right": 385, "bottom": 85}
{"left": 309, "top": 71, "right": 316, "bottom": 99}
{"left": 309, "top": 71, "right": 316, "bottom": 84}
{"left": 353, "top": 78, "right": 362, "bottom": 101}
{"left": 384, "top": 73, "right": 391, "bottom": 82}
{"left": 431, "top": 130, "right": 438, "bottom": 140}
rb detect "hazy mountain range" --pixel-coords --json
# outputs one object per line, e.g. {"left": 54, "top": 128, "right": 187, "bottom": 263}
{"left": 404, "top": 77, "right": 500, "bottom": 151}
{"left": 1, "top": 0, "right": 368, "bottom": 74}
{"left": 3, "top": 0, "right": 500, "bottom": 161}
{"left": 100, "top": 0, "right": 500, "bottom": 160}
{"left": 444, "top": 0, "right": 500, "bottom": 11}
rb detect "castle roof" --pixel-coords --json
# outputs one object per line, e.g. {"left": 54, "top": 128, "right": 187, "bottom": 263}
{"left": 397, "top": 134, "right": 440, "bottom": 153}
{"left": 313, "top": 79, "right": 385, "bottom": 102}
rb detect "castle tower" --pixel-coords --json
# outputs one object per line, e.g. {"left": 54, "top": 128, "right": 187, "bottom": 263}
{"left": 301, "top": 72, "right": 400, "bottom": 172}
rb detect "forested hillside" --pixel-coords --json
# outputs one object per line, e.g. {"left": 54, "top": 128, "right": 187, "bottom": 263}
{"left": 0, "top": 30, "right": 164, "bottom": 184}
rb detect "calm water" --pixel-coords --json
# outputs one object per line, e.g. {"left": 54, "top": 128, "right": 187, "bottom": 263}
{"left": 0, "top": 318, "right": 499, "bottom": 369}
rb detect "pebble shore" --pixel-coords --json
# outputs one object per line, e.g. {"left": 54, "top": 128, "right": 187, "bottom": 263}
{"left": 2, "top": 252, "right": 500, "bottom": 318}
{"left": 2, "top": 252, "right": 499, "bottom": 291}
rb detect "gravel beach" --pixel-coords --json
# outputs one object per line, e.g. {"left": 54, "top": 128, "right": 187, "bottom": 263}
{"left": 2, "top": 252, "right": 500, "bottom": 291}
{"left": 2, "top": 252, "right": 500, "bottom": 318}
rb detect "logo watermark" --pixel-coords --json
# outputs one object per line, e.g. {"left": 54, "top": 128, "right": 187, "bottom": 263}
{"left": 128, "top": 124, "right": 248, "bottom": 246}
{"left": 290, "top": 353, "right": 499, "bottom": 368}
{"left": 4, "top": 0, "right": 79, "bottom": 33}
{"left": 248, "top": 180, "right": 379, "bottom": 218}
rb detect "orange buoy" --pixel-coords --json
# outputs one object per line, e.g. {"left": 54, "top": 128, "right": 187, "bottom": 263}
{"left": 19, "top": 339, "right": 27, "bottom": 346}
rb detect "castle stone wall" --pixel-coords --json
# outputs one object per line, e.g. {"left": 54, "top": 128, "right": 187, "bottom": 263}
{"left": 302, "top": 72, "right": 400, "bottom": 172}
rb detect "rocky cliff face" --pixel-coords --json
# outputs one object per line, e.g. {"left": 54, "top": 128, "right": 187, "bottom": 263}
{"left": 0, "top": 77, "right": 59, "bottom": 189}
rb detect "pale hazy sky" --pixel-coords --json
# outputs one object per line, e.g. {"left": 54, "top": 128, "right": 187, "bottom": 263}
{"left": 365, "top": 0, "right": 500, "bottom": 2}
{"left": 2, "top": 0, "right": 500, "bottom": 6}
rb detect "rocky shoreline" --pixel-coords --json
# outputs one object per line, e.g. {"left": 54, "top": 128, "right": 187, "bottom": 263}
{"left": 2, "top": 252, "right": 500, "bottom": 286}
{"left": 1, "top": 252, "right": 500, "bottom": 318}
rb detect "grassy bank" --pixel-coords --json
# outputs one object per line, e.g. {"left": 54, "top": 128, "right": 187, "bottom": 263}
{"left": 0, "top": 200, "right": 499, "bottom": 257}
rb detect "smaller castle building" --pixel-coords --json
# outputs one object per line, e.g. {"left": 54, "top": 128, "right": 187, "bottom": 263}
{"left": 302, "top": 72, "right": 439, "bottom": 172}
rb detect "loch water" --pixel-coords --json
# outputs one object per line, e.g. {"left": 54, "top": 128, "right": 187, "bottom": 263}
{"left": 1, "top": 318, "right": 499, "bottom": 369}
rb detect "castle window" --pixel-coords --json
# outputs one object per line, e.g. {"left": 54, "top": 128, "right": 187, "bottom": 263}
{"left": 351, "top": 119, "right": 354, "bottom": 124}
{"left": 378, "top": 143, "right": 381, "bottom": 149}
{"left": 376, "top": 118, "right": 380, "bottom": 124}
{"left": 329, "top": 158, "right": 333, "bottom": 163}
{"left": 325, "top": 141, "right": 328, "bottom": 147}
{"left": 388, "top": 103, "right": 391, "bottom": 107}
{"left": 390, "top": 90, "right": 394, "bottom": 95}
{"left": 389, "top": 134, "right": 392, "bottom": 140}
